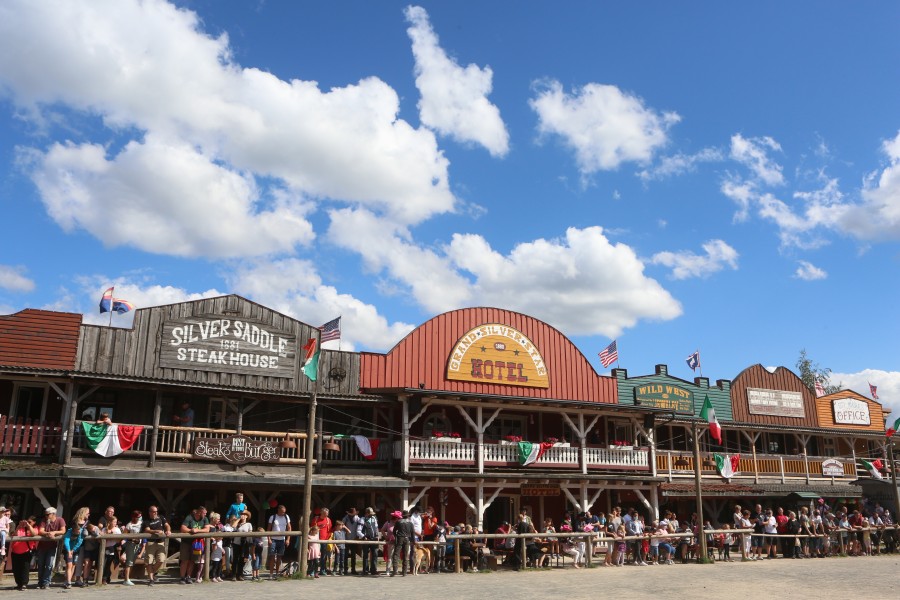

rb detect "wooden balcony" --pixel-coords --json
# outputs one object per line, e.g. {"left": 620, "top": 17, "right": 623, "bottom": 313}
{"left": 655, "top": 450, "right": 884, "bottom": 482}
{"left": 402, "top": 439, "right": 650, "bottom": 472}
{"left": 0, "top": 416, "right": 62, "bottom": 457}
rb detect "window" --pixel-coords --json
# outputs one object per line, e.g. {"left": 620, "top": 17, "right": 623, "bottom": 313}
{"left": 11, "top": 384, "right": 47, "bottom": 421}
{"left": 484, "top": 416, "right": 526, "bottom": 440}
{"left": 423, "top": 412, "right": 452, "bottom": 437}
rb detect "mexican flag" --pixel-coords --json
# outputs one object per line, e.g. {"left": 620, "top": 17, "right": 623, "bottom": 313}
{"left": 714, "top": 453, "right": 740, "bottom": 478}
{"left": 860, "top": 458, "right": 883, "bottom": 480}
{"left": 886, "top": 416, "right": 900, "bottom": 438}
{"left": 517, "top": 441, "right": 553, "bottom": 466}
{"left": 700, "top": 395, "right": 722, "bottom": 444}
{"left": 350, "top": 435, "right": 380, "bottom": 460}
{"left": 81, "top": 422, "right": 144, "bottom": 457}
{"left": 302, "top": 337, "right": 319, "bottom": 381}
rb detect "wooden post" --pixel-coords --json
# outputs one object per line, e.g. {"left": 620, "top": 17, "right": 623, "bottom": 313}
{"left": 97, "top": 538, "right": 107, "bottom": 584}
{"left": 520, "top": 532, "right": 527, "bottom": 568}
{"left": 149, "top": 390, "right": 161, "bottom": 467}
{"left": 692, "top": 421, "right": 708, "bottom": 561}
{"left": 236, "top": 398, "right": 244, "bottom": 435}
{"left": 299, "top": 338, "right": 322, "bottom": 580}
{"left": 889, "top": 441, "right": 900, "bottom": 522}
{"left": 203, "top": 536, "right": 211, "bottom": 582}
{"left": 779, "top": 456, "right": 785, "bottom": 484}
{"left": 454, "top": 539, "right": 461, "bottom": 573}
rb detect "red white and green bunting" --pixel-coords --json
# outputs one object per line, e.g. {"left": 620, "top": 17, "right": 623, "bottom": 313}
{"left": 714, "top": 453, "right": 740, "bottom": 478}
{"left": 81, "top": 422, "right": 144, "bottom": 457}
{"left": 700, "top": 395, "right": 722, "bottom": 444}
{"left": 860, "top": 458, "right": 883, "bottom": 480}
{"left": 886, "top": 416, "right": 900, "bottom": 438}
{"left": 517, "top": 441, "right": 554, "bottom": 466}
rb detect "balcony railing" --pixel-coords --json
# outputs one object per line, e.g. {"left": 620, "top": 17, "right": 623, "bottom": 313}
{"left": 0, "top": 416, "right": 62, "bottom": 457}
{"left": 402, "top": 439, "right": 649, "bottom": 472}
{"left": 655, "top": 450, "right": 881, "bottom": 481}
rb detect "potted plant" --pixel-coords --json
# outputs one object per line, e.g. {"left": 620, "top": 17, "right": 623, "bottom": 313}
{"left": 501, "top": 434, "right": 522, "bottom": 445}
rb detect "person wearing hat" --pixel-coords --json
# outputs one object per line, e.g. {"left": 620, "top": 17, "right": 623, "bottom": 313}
{"left": 360, "top": 507, "right": 380, "bottom": 575}
{"left": 36, "top": 507, "right": 66, "bottom": 589}
{"left": 340, "top": 508, "right": 362, "bottom": 575}
{"left": 380, "top": 511, "right": 400, "bottom": 575}
{"left": 390, "top": 511, "right": 414, "bottom": 576}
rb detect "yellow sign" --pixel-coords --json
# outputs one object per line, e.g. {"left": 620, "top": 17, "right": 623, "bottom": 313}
{"left": 446, "top": 324, "right": 549, "bottom": 388}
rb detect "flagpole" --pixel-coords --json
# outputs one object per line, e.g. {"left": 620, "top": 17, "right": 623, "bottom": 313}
{"left": 616, "top": 339, "right": 620, "bottom": 369}
{"left": 299, "top": 333, "right": 322, "bottom": 580}
{"left": 108, "top": 286, "right": 114, "bottom": 328}
{"left": 697, "top": 348, "right": 703, "bottom": 378}
{"left": 337, "top": 316, "right": 342, "bottom": 352}
{"left": 692, "top": 420, "right": 709, "bottom": 562}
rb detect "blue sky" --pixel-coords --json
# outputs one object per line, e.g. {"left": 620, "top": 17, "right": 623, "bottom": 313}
{"left": 0, "top": 1, "right": 898, "bottom": 416}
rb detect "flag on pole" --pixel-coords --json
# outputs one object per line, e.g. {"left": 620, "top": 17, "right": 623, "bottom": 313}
{"left": 869, "top": 382, "right": 878, "bottom": 399}
{"left": 686, "top": 350, "right": 701, "bottom": 372}
{"left": 302, "top": 337, "right": 319, "bottom": 381}
{"left": 886, "top": 416, "right": 900, "bottom": 438}
{"left": 319, "top": 317, "right": 341, "bottom": 343}
{"left": 81, "top": 422, "right": 144, "bottom": 457}
{"left": 814, "top": 381, "right": 826, "bottom": 398}
{"left": 517, "top": 441, "right": 554, "bottom": 466}
{"left": 700, "top": 395, "right": 722, "bottom": 444}
{"left": 112, "top": 299, "right": 135, "bottom": 314}
{"left": 714, "top": 453, "right": 740, "bottom": 478}
{"left": 598, "top": 340, "right": 618, "bottom": 368}
{"left": 860, "top": 458, "right": 884, "bottom": 480}
{"left": 99, "top": 287, "right": 114, "bottom": 313}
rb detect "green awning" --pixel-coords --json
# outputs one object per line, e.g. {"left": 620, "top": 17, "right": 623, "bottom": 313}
{"left": 791, "top": 491, "right": 825, "bottom": 499}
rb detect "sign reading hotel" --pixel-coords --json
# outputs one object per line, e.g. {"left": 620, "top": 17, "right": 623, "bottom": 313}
{"left": 747, "top": 388, "right": 805, "bottom": 418}
{"left": 633, "top": 383, "right": 694, "bottom": 414}
{"left": 193, "top": 434, "right": 280, "bottom": 465}
{"left": 446, "top": 324, "right": 549, "bottom": 388}
{"left": 159, "top": 315, "right": 296, "bottom": 378}
{"left": 832, "top": 398, "right": 870, "bottom": 426}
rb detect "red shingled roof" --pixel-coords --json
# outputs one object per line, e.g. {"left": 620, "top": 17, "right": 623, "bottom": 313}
{"left": 0, "top": 309, "right": 82, "bottom": 370}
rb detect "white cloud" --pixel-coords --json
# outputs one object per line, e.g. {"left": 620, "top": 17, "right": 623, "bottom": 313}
{"left": 0, "top": 265, "right": 35, "bottom": 292}
{"left": 28, "top": 137, "right": 315, "bottom": 258}
{"left": 327, "top": 208, "right": 473, "bottom": 314}
{"left": 0, "top": 0, "right": 457, "bottom": 260}
{"left": 638, "top": 147, "right": 724, "bottom": 181}
{"left": 650, "top": 239, "right": 739, "bottom": 280}
{"left": 829, "top": 369, "right": 900, "bottom": 422}
{"left": 794, "top": 260, "right": 827, "bottom": 281}
{"left": 530, "top": 80, "right": 679, "bottom": 174}
{"left": 226, "top": 259, "right": 415, "bottom": 351}
{"left": 405, "top": 5, "right": 509, "bottom": 157}
{"left": 446, "top": 226, "right": 682, "bottom": 338}
{"left": 730, "top": 134, "right": 784, "bottom": 186}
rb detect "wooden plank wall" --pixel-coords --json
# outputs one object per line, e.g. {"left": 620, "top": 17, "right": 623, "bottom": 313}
{"left": 0, "top": 309, "right": 82, "bottom": 369}
{"left": 74, "top": 295, "right": 361, "bottom": 396}
{"left": 730, "top": 364, "right": 819, "bottom": 427}
{"left": 359, "top": 307, "right": 617, "bottom": 403}
{"left": 816, "top": 389, "right": 886, "bottom": 432}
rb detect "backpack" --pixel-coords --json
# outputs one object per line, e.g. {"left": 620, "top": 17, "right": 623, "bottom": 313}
{"left": 363, "top": 516, "right": 379, "bottom": 541}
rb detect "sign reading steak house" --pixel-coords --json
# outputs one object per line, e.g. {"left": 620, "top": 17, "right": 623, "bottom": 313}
{"left": 159, "top": 315, "right": 296, "bottom": 378}
{"left": 446, "top": 324, "right": 549, "bottom": 388}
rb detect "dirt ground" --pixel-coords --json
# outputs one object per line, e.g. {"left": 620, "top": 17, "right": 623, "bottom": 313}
{"left": 9, "top": 555, "right": 899, "bottom": 600}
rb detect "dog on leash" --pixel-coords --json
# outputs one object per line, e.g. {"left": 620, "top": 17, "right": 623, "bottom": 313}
{"left": 413, "top": 545, "right": 433, "bottom": 575}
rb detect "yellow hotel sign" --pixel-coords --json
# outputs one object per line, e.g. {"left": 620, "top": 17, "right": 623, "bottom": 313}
{"left": 446, "top": 324, "right": 549, "bottom": 388}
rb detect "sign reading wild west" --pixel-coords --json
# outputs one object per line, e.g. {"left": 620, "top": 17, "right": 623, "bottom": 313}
{"left": 633, "top": 383, "right": 694, "bottom": 414}
{"left": 159, "top": 315, "right": 296, "bottom": 378}
{"left": 193, "top": 434, "right": 280, "bottom": 465}
{"left": 446, "top": 324, "right": 549, "bottom": 388}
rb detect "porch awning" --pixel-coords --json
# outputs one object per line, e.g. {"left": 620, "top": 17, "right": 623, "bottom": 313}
{"left": 660, "top": 481, "right": 863, "bottom": 499}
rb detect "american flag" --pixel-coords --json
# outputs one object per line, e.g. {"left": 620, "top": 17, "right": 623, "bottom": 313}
{"left": 598, "top": 340, "right": 618, "bottom": 368}
{"left": 814, "top": 381, "right": 826, "bottom": 398}
{"left": 869, "top": 382, "right": 878, "bottom": 400}
{"left": 319, "top": 317, "right": 341, "bottom": 343}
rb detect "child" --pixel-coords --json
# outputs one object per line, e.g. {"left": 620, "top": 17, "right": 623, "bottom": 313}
{"left": 250, "top": 527, "right": 266, "bottom": 581}
{"left": 0, "top": 506, "right": 11, "bottom": 565}
{"left": 722, "top": 523, "right": 733, "bottom": 562}
{"left": 307, "top": 526, "right": 321, "bottom": 578}
{"left": 615, "top": 525, "right": 627, "bottom": 567}
{"left": 222, "top": 516, "right": 237, "bottom": 579}
{"left": 101, "top": 517, "right": 121, "bottom": 584}
{"left": 209, "top": 519, "right": 224, "bottom": 582}
{"left": 331, "top": 521, "right": 348, "bottom": 576}
{"left": 225, "top": 493, "right": 247, "bottom": 522}
{"left": 433, "top": 521, "right": 447, "bottom": 573}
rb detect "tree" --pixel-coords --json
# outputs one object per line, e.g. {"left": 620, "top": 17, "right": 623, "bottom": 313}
{"left": 796, "top": 349, "right": 842, "bottom": 395}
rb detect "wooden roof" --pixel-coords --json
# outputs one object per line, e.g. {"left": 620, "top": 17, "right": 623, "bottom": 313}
{"left": 359, "top": 307, "right": 616, "bottom": 403}
{"left": 0, "top": 309, "right": 82, "bottom": 370}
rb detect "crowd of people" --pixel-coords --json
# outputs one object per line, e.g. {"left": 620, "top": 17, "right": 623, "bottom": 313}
{"left": 1, "top": 494, "right": 898, "bottom": 589}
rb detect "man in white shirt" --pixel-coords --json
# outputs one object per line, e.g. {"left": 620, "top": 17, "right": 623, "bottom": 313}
{"left": 267, "top": 505, "right": 291, "bottom": 579}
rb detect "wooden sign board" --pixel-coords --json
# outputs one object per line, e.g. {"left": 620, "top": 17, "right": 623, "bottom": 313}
{"left": 521, "top": 484, "right": 560, "bottom": 497}
{"left": 747, "top": 388, "right": 805, "bottom": 418}
{"left": 193, "top": 434, "right": 281, "bottom": 465}
{"left": 446, "top": 324, "right": 549, "bottom": 388}
{"left": 821, "top": 458, "right": 844, "bottom": 477}
{"left": 633, "top": 383, "right": 694, "bottom": 414}
{"left": 159, "top": 315, "right": 296, "bottom": 378}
